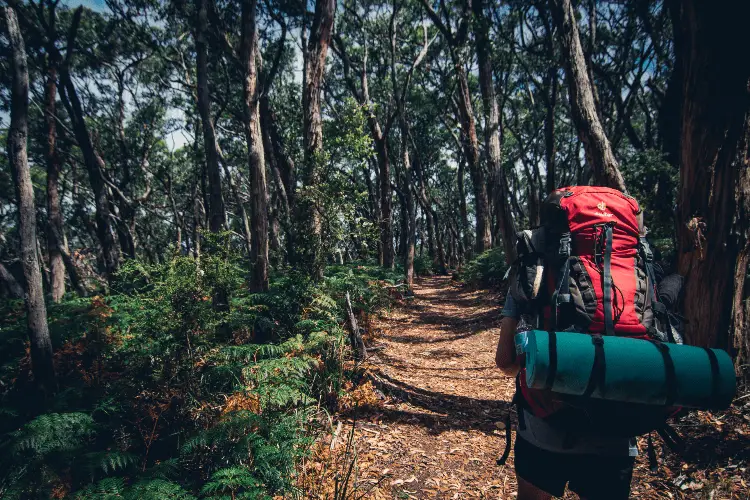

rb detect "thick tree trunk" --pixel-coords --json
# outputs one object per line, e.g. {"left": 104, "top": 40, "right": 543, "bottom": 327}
{"left": 299, "top": 0, "right": 335, "bottom": 279}
{"left": 473, "top": 0, "right": 516, "bottom": 262}
{"left": 195, "top": 0, "right": 226, "bottom": 234}
{"left": 241, "top": 0, "right": 269, "bottom": 292}
{"left": 550, "top": 0, "right": 627, "bottom": 193}
{"left": 672, "top": 1, "right": 750, "bottom": 368}
{"left": 44, "top": 43, "right": 65, "bottom": 302}
{"left": 6, "top": 6, "right": 56, "bottom": 393}
{"left": 58, "top": 8, "right": 119, "bottom": 278}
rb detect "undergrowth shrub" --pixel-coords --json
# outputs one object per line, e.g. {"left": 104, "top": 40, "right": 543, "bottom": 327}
{"left": 412, "top": 255, "right": 434, "bottom": 277}
{"left": 458, "top": 247, "right": 507, "bottom": 288}
{"left": 0, "top": 248, "right": 401, "bottom": 498}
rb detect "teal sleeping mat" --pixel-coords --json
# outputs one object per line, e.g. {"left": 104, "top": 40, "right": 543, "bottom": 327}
{"left": 517, "top": 330, "right": 736, "bottom": 410}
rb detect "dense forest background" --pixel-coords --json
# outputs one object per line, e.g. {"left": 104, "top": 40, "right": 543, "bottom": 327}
{"left": 1, "top": 0, "right": 749, "bottom": 497}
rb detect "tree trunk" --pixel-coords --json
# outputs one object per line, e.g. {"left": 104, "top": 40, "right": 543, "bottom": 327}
{"left": 538, "top": 0, "right": 559, "bottom": 195}
{"left": 400, "top": 120, "right": 416, "bottom": 287}
{"left": 455, "top": 64, "right": 492, "bottom": 253}
{"left": 298, "top": 0, "right": 335, "bottom": 279}
{"left": 195, "top": 0, "right": 226, "bottom": 234}
{"left": 44, "top": 32, "right": 65, "bottom": 302}
{"left": 241, "top": 0, "right": 269, "bottom": 292}
{"left": 550, "top": 0, "right": 627, "bottom": 193}
{"left": 6, "top": 5, "right": 56, "bottom": 393}
{"left": 473, "top": 0, "right": 516, "bottom": 262}
{"left": 0, "top": 262, "right": 24, "bottom": 299}
{"left": 375, "top": 137, "right": 394, "bottom": 269}
{"left": 260, "top": 96, "right": 295, "bottom": 262}
{"left": 432, "top": 209, "right": 447, "bottom": 273}
{"left": 456, "top": 155, "right": 471, "bottom": 259}
{"left": 672, "top": 1, "right": 750, "bottom": 368}
{"left": 57, "top": 7, "right": 119, "bottom": 278}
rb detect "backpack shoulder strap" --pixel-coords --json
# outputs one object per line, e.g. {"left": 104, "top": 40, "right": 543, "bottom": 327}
{"left": 639, "top": 237, "right": 676, "bottom": 343}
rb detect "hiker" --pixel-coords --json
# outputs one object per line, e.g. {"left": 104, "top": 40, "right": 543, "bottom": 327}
{"left": 494, "top": 187, "right": 679, "bottom": 500}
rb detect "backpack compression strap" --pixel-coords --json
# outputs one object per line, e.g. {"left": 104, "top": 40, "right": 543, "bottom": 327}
{"left": 549, "top": 233, "right": 571, "bottom": 331}
{"left": 601, "top": 224, "right": 615, "bottom": 336}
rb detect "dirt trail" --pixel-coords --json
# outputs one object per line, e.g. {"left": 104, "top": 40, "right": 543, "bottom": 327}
{"left": 350, "top": 275, "right": 517, "bottom": 499}
{"left": 336, "top": 275, "right": 750, "bottom": 500}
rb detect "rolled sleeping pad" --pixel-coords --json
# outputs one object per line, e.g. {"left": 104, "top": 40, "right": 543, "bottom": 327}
{"left": 517, "top": 330, "right": 736, "bottom": 410}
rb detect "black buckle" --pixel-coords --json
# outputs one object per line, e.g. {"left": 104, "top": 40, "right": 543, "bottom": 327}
{"left": 559, "top": 233, "right": 571, "bottom": 257}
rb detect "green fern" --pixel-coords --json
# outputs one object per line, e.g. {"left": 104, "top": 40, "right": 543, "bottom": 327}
{"left": 125, "top": 479, "right": 197, "bottom": 499}
{"left": 201, "top": 467, "right": 268, "bottom": 499}
{"left": 74, "top": 477, "right": 127, "bottom": 499}
{"left": 82, "top": 450, "right": 139, "bottom": 476}
{"left": 10, "top": 412, "right": 95, "bottom": 456}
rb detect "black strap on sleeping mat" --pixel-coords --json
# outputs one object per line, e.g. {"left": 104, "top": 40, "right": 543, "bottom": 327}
{"left": 602, "top": 225, "right": 615, "bottom": 336}
{"left": 652, "top": 341, "right": 678, "bottom": 406}
{"left": 544, "top": 331, "right": 558, "bottom": 391}
{"left": 703, "top": 347, "right": 721, "bottom": 407}
{"left": 583, "top": 334, "right": 606, "bottom": 398}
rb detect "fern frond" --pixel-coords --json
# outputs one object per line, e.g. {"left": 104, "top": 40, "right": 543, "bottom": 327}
{"left": 82, "top": 450, "right": 139, "bottom": 476}
{"left": 124, "top": 479, "right": 196, "bottom": 500}
{"left": 11, "top": 412, "right": 95, "bottom": 456}
{"left": 74, "top": 476, "right": 126, "bottom": 500}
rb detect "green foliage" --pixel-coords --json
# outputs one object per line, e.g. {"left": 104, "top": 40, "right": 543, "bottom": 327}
{"left": 0, "top": 249, "right": 398, "bottom": 498}
{"left": 413, "top": 255, "right": 434, "bottom": 277}
{"left": 458, "top": 248, "right": 508, "bottom": 288}
{"left": 622, "top": 149, "right": 678, "bottom": 261}
{"left": 201, "top": 467, "right": 269, "bottom": 499}
{"left": 9, "top": 412, "right": 96, "bottom": 456}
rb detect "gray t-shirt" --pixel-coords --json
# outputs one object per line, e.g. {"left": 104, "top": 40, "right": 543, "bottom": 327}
{"left": 502, "top": 293, "right": 638, "bottom": 457}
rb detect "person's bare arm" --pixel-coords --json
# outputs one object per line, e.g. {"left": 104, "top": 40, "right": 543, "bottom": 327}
{"left": 496, "top": 316, "right": 520, "bottom": 377}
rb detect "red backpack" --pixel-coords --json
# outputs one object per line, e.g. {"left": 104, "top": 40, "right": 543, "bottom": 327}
{"left": 508, "top": 186, "right": 678, "bottom": 431}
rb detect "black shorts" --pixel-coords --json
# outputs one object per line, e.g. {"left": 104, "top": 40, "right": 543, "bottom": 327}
{"left": 514, "top": 435, "right": 635, "bottom": 499}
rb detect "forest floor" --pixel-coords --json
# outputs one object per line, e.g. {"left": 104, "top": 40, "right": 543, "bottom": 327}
{"left": 310, "top": 275, "right": 750, "bottom": 499}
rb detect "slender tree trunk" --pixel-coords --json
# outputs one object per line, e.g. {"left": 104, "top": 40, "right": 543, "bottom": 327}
{"left": 375, "top": 137, "right": 394, "bottom": 269}
{"left": 241, "top": 0, "right": 269, "bottom": 291}
{"left": 538, "top": 0, "right": 559, "bottom": 195}
{"left": 456, "top": 155, "right": 471, "bottom": 258}
{"left": 473, "top": 0, "right": 516, "bottom": 262}
{"left": 57, "top": 7, "right": 119, "bottom": 278}
{"left": 195, "top": 0, "right": 226, "bottom": 233}
{"left": 455, "top": 64, "right": 492, "bottom": 253}
{"left": 260, "top": 96, "right": 295, "bottom": 263}
{"left": 115, "top": 77, "right": 137, "bottom": 260}
{"left": 400, "top": 120, "right": 416, "bottom": 287}
{"left": 0, "top": 262, "right": 24, "bottom": 299}
{"left": 6, "top": 5, "right": 56, "bottom": 393}
{"left": 432, "top": 209, "right": 447, "bottom": 273}
{"left": 672, "top": 1, "right": 750, "bottom": 367}
{"left": 550, "top": 0, "right": 627, "bottom": 193}
{"left": 298, "top": 0, "right": 335, "bottom": 279}
{"left": 44, "top": 33, "right": 65, "bottom": 302}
